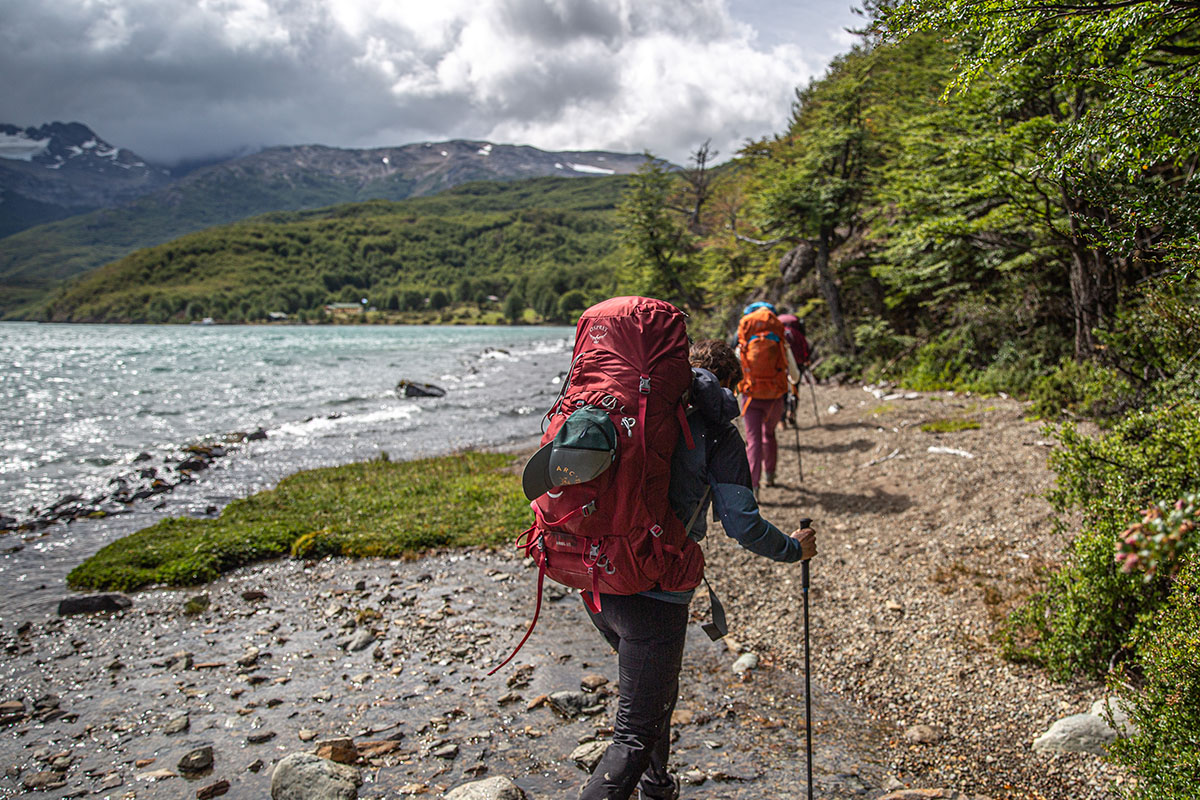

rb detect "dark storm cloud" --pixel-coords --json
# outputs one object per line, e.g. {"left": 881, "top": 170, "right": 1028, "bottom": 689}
{"left": 0, "top": 0, "right": 857, "bottom": 166}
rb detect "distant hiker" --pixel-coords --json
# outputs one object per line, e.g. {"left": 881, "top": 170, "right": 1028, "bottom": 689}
{"left": 736, "top": 302, "right": 799, "bottom": 489}
{"left": 777, "top": 311, "right": 812, "bottom": 428}
{"left": 777, "top": 311, "right": 812, "bottom": 370}
{"left": 512, "top": 299, "right": 816, "bottom": 800}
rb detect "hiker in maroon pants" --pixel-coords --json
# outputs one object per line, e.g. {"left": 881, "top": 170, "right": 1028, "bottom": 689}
{"left": 736, "top": 302, "right": 799, "bottom": 490}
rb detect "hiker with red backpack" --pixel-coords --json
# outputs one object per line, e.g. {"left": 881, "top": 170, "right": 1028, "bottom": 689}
{"left": 736, "top": 302, "right": 800, "bottom": 490}
{"left": 511, "top": 297, "right": 816, "bottom": 800}
{"left": 777, "top": 310, "right": 812, "bottom": 428}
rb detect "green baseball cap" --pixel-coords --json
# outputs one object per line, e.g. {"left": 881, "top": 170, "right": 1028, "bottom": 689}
{"left": 522, "top": 406, "right": 618, "bottom": 501}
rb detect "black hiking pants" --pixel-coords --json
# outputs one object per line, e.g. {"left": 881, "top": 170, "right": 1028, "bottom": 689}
{"left": 579, "top": 593, "right": 689, "bottom": 800}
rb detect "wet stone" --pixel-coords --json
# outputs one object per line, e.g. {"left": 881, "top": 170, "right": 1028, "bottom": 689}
{"left": 444, "top": 775, "right": 527, "bottom": 800}
{"left": 178, "top": 745, "right": 214, "bottom": 774}
{"left": 164, "top": 713, "right": 190, "bottom": 734}
{"left": 270, "top": 752, "right": 361, "bottom": 800}
{"left": 315, "top": 737, "right": 358, "bottom": 764}
{"left": 23, "top": 770, "right": 67, "bottom": 791}
{"left": 197, "top": 778, "right": 231, "bottom": 799}
{"left": 580, "top": 674, "right": 608, "bottom": 692}
{"left": 548, "top": 691, "right": 602, "bottom": 718}
{"left": 570, "top": 741, "right": 609, "bottom": 772}
{"left": 432, "top": 742, "right": 459, "bottom": 759}
{"left": 94, "top": 773, "right": 123, "bottom": 791}
{"left": 344, "top": 630, "right": 375, "bottom": 652}
{"left": 57, "top": 593, "right": 132, "bottom": 616}
{"left": 731, "top": 652, "right": 759, "bottom": 675}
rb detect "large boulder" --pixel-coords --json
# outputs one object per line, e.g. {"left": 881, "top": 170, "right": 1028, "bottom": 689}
{"left": 57, "top": 593, "right": 132, "bottom": 615}
{"left": 1032, "top": 713, "right": 1117, "bottom": 755}
{"left": 445, "top": 776, "right": 527, "bottom": 800}
{"left": 270, "top": 753, "right": 361, "bottom": 800}
{"left": 396, "top": 380, "right": 446, "bottom": 398}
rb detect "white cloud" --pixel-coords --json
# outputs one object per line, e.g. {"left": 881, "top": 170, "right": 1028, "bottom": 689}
{"left": 0, "top": 0, "right": 860, "bottom": 165}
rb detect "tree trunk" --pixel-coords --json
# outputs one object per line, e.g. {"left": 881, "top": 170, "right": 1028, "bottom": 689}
{"left": 816, "top": 226, "right": 852, "bottom": 355}
{"left": 1062, "top": 190, "right": 1118, "bottom": 360}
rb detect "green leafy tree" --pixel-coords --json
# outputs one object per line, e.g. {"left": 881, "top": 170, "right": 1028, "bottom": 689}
{"left": 617, "top": 157, "right": 699, "bottom": 308}
{"left": 742, "top": 45, "right": 894, "bottom": 355}
{"left": 502, "top": 292, "right": 525, "bottom": 323}
{"left": 558, "top": 289, "right": 587, "bottom": 319}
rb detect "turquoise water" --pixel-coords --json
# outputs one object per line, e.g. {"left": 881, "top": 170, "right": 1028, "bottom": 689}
{"left": 0, "top": 322, "right": 573, "bottom": 614}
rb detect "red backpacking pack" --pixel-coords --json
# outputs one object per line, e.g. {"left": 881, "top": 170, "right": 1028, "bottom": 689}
{"left": 490, "top": 296, "right": 704, "bottom": 673}
{"left": 737, "top": 306, "right": 789, "bottom": 400}
{"left": 777, "top": 313, "right": 811, "bottom": 367}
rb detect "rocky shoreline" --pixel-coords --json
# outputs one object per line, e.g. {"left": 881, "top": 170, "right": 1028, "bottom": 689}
{"left": 0, "top": 428, "right": 268, "bottom": 542}
{"left": 0, "top": 384, "right": 1129, "bottom": 799}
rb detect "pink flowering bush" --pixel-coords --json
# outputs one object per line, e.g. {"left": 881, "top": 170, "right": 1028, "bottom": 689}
{"left": 1116, "top": 494, "right": 1199, "bottom": 580}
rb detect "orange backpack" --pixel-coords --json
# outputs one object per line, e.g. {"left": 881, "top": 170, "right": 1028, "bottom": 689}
{"left": 737, "top": 306, "right": 788, "bottom": 400}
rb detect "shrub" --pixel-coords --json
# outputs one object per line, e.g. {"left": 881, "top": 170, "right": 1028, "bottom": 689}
{"left": 1002, "top": 401, "right": 1200, "bottom": 678}
{"left": 1110, "top": 555, "right": 1200, "bottom": 798}
{"left": 1028, "top": 357, "right": 1129, "bottom": 420}
{"left": 1115, "top": 494, "right": 1200, "bottom": 581}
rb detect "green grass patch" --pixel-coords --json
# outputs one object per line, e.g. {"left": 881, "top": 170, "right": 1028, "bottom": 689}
{"left": 68, "top": 451, "right": 531, "bottom": 591}
{"left": 920, "top": 418, "right": 981, "bottom": 433}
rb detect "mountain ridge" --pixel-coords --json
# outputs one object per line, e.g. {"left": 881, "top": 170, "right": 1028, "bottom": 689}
{"left": 0, "top": 122, "right": 659, "bottom": 315}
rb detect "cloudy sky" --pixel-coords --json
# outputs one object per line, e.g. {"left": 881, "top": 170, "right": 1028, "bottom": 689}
{"left": 0, "top": 0, "right": 863, "bottom": 166}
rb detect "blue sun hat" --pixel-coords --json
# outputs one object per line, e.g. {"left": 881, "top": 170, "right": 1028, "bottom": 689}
{"left": 742, "top": 301, "right": 776, "bottom": 315}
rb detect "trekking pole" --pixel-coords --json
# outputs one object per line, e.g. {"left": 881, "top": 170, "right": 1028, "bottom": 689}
{"left": 793, "top": 419, "right": 803, "bottom": 483}
{"left": 804, "top": 369, "right": 821, "bottom": 426}
{"left": 799, "top": 517, "right": 815, "bottom": 800}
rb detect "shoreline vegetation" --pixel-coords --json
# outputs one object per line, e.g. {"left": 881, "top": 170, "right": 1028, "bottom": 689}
{"left": 67, "top": 451, "right": 531, "bottom": 592}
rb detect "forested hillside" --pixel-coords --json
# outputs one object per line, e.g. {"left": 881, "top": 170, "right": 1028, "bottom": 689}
{"left": 613, "top": 3, "right": 1198, "bottom": 797}
{"left": 0, "top": 140, "right": 651, "bottom": 317}
{"left": 40, "top": 176, "right": 629, "bottom": 324}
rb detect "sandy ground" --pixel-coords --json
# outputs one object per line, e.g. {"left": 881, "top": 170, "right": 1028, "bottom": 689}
{"left": 0, "top": 382, "right": 1125, "bottom": 799}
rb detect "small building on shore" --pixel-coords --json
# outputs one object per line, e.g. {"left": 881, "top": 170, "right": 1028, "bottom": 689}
{"left": 323, "top": 303, "right": 363, "bottom": 317}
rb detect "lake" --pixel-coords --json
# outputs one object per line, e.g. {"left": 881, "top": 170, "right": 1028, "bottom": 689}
{"left": 0, "top": 322, "right": 574, "bottom": 617}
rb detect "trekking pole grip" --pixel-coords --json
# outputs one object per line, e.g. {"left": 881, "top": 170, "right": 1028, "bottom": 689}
{"left": 799, "top": 518, "right": 812, "bottom": 591}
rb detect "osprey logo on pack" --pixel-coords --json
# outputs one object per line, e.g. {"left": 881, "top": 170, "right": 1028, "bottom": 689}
{"left": 589, "top": 324, "right": 610, "bottom": 344}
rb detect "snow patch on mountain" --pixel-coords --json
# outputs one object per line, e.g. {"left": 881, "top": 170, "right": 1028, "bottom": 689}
{"left": 566, "top": 162, "right": 615, "bottom": 175}
{"left": 0, "top": 131, "right": 50, "bottom": 162}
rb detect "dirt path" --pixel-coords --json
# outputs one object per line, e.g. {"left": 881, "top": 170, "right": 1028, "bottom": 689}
{"left": 0, "top": 384, "right": 1121, "bottom": 799}
{"left": 705, "top": 382, "right": 1120, "bottom": 798}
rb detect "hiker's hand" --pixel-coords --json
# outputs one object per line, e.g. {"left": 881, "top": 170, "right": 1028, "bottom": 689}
{"left": 790, "top": 527, "right": 816, "bottom": 560}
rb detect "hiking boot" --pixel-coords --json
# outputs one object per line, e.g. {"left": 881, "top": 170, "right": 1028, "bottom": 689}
{"left": 639, "top": 774, "right": 680, "bottom": 800}
{"left": 764, "top": 472, "right": 776, "bottom": 487}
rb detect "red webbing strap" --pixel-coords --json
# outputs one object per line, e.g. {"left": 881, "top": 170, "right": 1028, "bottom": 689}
{"left": 532, "top": 502, "right": 586, "bottom": 528}
{"left": 676, "top": 401, "right": 694, "bottom": 450}
{"left": 488, "top": 558, "right": 546, "bottom": 676}
{"left": 582, "top": 584, "right": 601, "bottom": 614}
